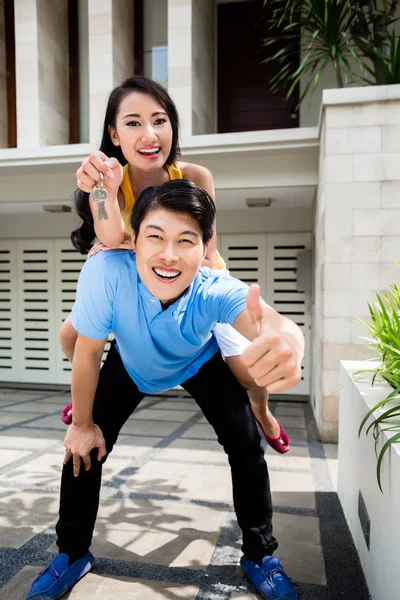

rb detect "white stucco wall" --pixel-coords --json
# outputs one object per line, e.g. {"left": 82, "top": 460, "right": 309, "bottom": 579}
{"left": 217, "top": 207, "right": 312, "bottom": 233}
{"left": 338, "top": 361, "right": 400, "bottom": 599}
{"left": 0, "top": 206, "right": 311, "bottom": 240}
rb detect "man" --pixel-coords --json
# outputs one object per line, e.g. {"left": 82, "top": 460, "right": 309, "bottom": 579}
{"left": 26, "top": 180, "right": 303, "bottom": 600}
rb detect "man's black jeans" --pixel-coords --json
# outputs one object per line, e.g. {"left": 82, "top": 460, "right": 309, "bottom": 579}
{"left": 56, "top": 343, "right": 278, "bottom": 564}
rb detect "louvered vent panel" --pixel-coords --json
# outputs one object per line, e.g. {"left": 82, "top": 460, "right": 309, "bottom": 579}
{"left": 16, "top": 241, "right": 56, "bottom": 382}
{"left": 220, "top": 234, "right": 267, "bottom": 299}
{"left": 266, "top": 233, "right": 312, "bottom": 395}
{"left": 54, "top": 242, "right": 112, "bottom": 384}
{"left": 0, "top": 242, "right": 18, "bottom": 381}
{"left": 54, "top": 241, "right": 87, "bottom": 383}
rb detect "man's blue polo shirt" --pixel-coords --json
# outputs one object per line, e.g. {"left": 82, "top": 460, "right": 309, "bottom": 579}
{"left": 70, "top": 250, "right": 249, "bottom": 393}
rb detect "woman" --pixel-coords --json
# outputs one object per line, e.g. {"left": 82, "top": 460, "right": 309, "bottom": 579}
{"left": 60, "top": 75, "right": 290, "bottom": 453}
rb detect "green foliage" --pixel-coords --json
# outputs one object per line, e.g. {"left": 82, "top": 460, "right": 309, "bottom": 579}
{"left": 356, "top": 270, "right": 400, "bottom": 492}
{"left": 262, "top": 0, "right": 400, "bottom": 106}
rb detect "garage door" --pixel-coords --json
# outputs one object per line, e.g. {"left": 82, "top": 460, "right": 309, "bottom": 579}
{"left": 220, "top": 232, "right": 311, "bottom": 396}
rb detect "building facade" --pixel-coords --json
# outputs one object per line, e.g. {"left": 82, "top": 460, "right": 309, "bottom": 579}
{"left": 0, "top": 0, "right": 399, "bottom": 442}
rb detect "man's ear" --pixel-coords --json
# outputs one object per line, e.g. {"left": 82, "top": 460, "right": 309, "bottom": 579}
{"left": 203, "top": 243, "right": 208, "bottom": 258}
{"left": 108, "top": 125, "right": 120, "bottom": 146}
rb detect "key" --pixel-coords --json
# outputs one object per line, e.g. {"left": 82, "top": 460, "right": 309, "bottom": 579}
{"left": 91, "top": 173, "right": 109, "bottom": 220}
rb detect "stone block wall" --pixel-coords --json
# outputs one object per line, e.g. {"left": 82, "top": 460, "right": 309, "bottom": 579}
{"left": 313, "top": 98, "right": 400, "bottom": 442}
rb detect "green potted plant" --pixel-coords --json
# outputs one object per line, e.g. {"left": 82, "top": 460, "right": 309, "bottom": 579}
{"left": 261, "top": 0, "right": 400, "bottom": 106}
{"left": 355, "top": 273, "right": 400, "bottom": 492}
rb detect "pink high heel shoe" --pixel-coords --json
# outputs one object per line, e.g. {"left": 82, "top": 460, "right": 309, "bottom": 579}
{"left": 255, "top": 417, "right": 291, "bottom": 454}
{"left": 61, "top": 403, "right": 72, "bottom": 425}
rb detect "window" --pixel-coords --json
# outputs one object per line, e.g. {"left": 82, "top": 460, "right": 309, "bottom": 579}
{"left": 135, "top": 0, "right": 168, "bottom": 88}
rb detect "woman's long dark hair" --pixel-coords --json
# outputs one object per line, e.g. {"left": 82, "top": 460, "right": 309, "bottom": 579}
{"left": 71, "top": 76, "right": 181, "bottom": 254}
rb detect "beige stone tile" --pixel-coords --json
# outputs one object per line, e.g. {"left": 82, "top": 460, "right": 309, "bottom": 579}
{"left": 134, "top": 409, "right": 195, "bottom": 423}
{"left": 4, "top": 401, "right": 63, "bottom": 414}
{"left": 0, "top": 488, "right": 59, "bottom": 547}
{"left": 272, "top": 490, "right": 316, "bottom": 511}
{"left": 73, "top": 574, "right": 199, "bottom": 599}
{"left": 0, "top": 457, "right": 62, "bottom": 488}
{"left": 78, "top": 496, "right": 229, "bottom": 569}
{"left": 118, "top": 419, "right": 182, "bottom": 437}
{"left": 153, "top": 401, "right": 197, "bottom": 412}
{"left": 273, "top": 513, "right": 320, "bottom": 546}
{"left": 0, "top": 412, "right": 43, "bottom": 427}
{"left": 181, "top": 423, "right": 216, "bottom": 439}
{"left": 281, "top": 428, "right": 307, "bottom": 442}
{"left": 178, "top": 465, "right": 232, "bottom": 503}
{"left": 0, "top": 566, "right": 42, "bottom": 600}
{"left": 109, "top": 436, "right": 160, "bottom": 458}
{"left": 24, "top": 414, "right": 65, "bottom": 429}
{"left": 266, "top": 451, "right": 311, "bottom": 472}
{"left": 0, "top": 451, "right": 130, "bottom": 488}
{"left": 274, "top": 406, "right": 304, "bottom": 418}
{"left": 0, "top": 523, "right": 54, "bottom": 548}
{"left": 323, "top": 443, "right": 338, "bottom": 490}
{"left": 278, "top": 540, "right": 326, "bottom": 585}
{"left": 0, "top": 391, "right": 45, "bottom": 401}
{"left": 270, "top": 470, "right": 315, "bottom": 494}
{"left": 124, "top": 460, "right": 194, "bottom": 482}
{"left": 273, "top": 415, "right": 306, "bottom": 430}
{"left": 231, "top": 593, "right": 259, "bottom": 600}
{"left": 157, "top": 439, "right": 226, "bottom": 464}
{"left": 0, "top": 427, "right": 63, "bottom": 444}
{"left": 0, "top": 448, "right": 31, "bottom": 468}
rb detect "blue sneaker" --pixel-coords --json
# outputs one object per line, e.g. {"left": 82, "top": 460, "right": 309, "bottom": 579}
{"left": 240, "top": 555, "right": 297, "bottom": 600}
{"left": 26, "top": 552, "right": 94, "bottom": 599}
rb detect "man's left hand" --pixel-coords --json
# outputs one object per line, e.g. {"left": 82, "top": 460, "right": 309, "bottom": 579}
{"left": 241, "top": 284, "right": 303, "bottom": 393}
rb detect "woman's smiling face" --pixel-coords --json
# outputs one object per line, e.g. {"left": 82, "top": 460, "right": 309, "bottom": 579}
{"left": 109, "top": 91, "right": 173, "bottom": 171}
{"left": 132, "top": 207, "right": 206, "bottom": 306}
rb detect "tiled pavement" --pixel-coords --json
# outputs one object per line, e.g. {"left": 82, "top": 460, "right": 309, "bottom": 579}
{"left": 0, "top": 388, "right": 370, "bottom": 600}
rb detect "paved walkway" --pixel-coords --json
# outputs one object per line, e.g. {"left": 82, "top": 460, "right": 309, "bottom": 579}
{"left": 0, "top": 387, "right": 369, "bottom": 599}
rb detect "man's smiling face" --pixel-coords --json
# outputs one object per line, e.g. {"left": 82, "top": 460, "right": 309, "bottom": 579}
{"left": 132, "top": 208, "right": 206, "bottom": 305}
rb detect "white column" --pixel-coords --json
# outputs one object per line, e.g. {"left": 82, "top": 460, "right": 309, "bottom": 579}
{"left": 168, "top": 0, "right": 192, "bottom": 137}
{"left": 14, "top": 0, "right": 40, "bottom": 147}
{"left": 87, "top": 0, "right": 134, "bottom": 147}
{"left": 192, "top": 0, "right": 216, "bottom": 134}
{"left": 37, "top": 0, "right": 69, "bottom": 146}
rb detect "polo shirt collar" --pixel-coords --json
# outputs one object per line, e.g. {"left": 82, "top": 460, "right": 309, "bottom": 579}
{"left": 137, "top": 273, "right": 195, "bottom": 315}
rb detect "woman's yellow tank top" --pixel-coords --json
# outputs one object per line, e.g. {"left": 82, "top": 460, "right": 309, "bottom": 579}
{"left": 119, "top": 163, "right": 226, "bottom": 270}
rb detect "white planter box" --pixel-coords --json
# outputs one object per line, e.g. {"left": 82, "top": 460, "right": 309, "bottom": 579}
{"left": 338, "top": 360, "right": 400, "bottom": 600}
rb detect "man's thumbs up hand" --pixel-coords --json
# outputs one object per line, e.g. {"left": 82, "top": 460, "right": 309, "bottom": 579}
{"left": 242, "top": 285, "right": 303, "bottom": 393}
{"left": 246, "top": 283, "right": 264, "bottom": 337}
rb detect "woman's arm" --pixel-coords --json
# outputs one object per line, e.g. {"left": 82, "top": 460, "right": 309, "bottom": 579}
{"left": 59, "top": 315, "right": 78, "bottom": 362}
{"left": 180, "top": 162, "right": 217, "bottom": 268}
{"left": 77, "top": 151, "right": 126, "bottom": 247}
